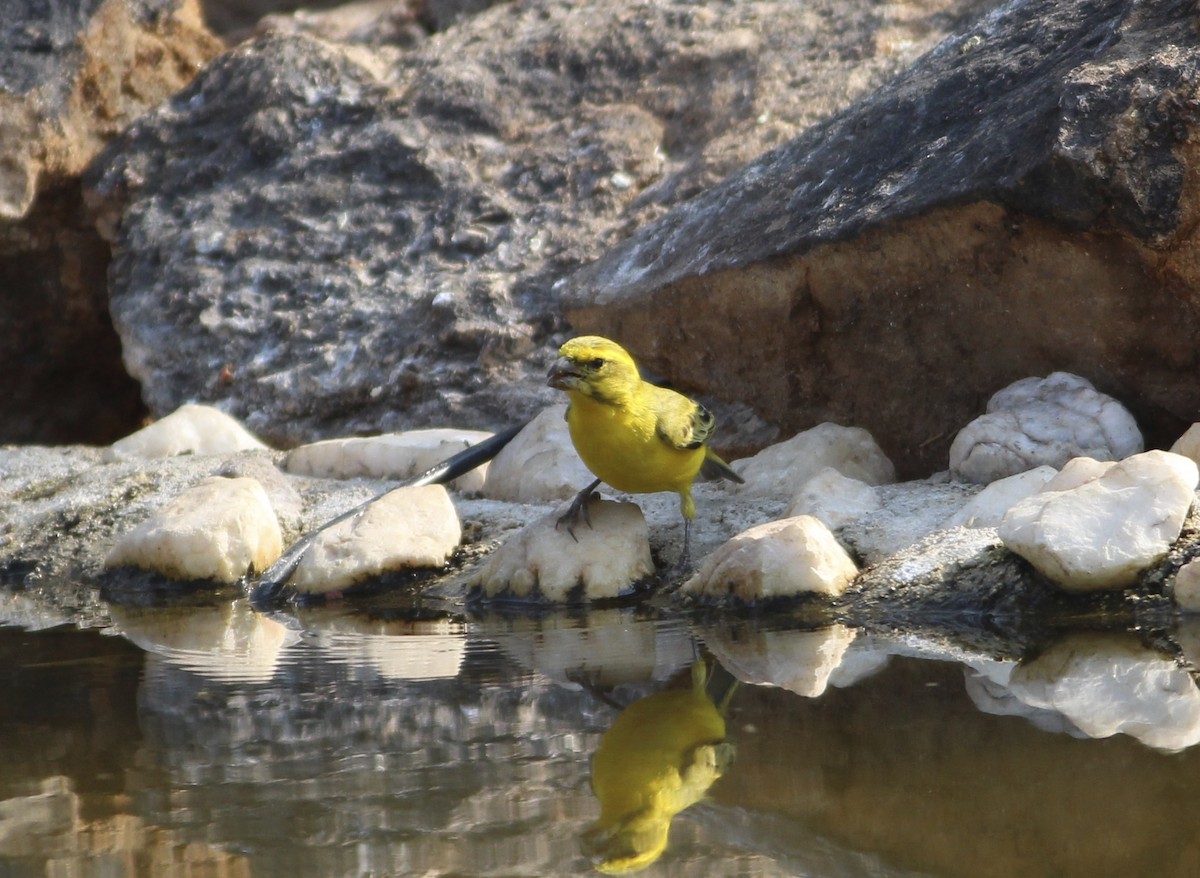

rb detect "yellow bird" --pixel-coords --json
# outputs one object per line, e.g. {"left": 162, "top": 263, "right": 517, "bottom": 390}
{"left": 546, "top": 336, "right": 743, "bottom": 564}
{"left": 582, "top": 661, "right": 737, "bottom": 873}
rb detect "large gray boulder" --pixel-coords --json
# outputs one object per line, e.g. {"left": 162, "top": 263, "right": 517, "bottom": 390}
{"left": 564, "top": 0, "right": 1200, "bottom": 477}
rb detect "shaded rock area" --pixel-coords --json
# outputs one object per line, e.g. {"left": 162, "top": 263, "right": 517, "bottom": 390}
{"left": 565, "top": 0, "right": 1200, "bottom": 477}
{"left": 0, "top": 0, "right": 221, "bottom": 443}
{"left": 81, "top": 0, "right": 1001, "bottom": 448}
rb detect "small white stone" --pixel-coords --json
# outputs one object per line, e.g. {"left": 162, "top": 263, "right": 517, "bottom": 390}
{"left": 1006, "top": 634, "right": 1200, "bottom": 752}
{"left": 108, "top": 600, "right": 299, "bottom": 683}
{"left": 482, "top": 404, "right": 596, "bottom": 503}
{"left": 283, "top": 428, "right": 495, "bottom": 492}
{"left": 471, "top": 497, "right": 654, "bottom": 601}
{"left": 682, "top": 515, "right": 858, "bottom": 601}
{"left": 1174, "top": 559, "right": 1200, "bottom": 613}
{"left": 703, "top": 624, "right": 856, "bottom": 697}
{"left": 733, "top": 423, "right": 895, "bottom": 499}
{"left": 785, "top": 466, "right": 880, "bottom": 530}
{"left": 942, "top": 465, "right": 1057, "bottom": 529}
{"left": 105, "top": 477, "right": 283, "bottom": 583}
{"left": 289, "top": 484, "right": 461, "bottom": 594}
{"left": 1169, "top": 423, "right": 1200, "bottom": 467}
{"left": 104, "top": 403, "right": 268, "bottom": 461}
{"left": 949, "top": 372, "right": 1143, "bottom": 484}
{"left": 998, "top": 450, "right": 1198, "bottom": 591}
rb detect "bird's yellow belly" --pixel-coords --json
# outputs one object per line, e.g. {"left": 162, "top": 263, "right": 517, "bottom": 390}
{"left": 567, "top": 398, "right": 703, "bottom": 496}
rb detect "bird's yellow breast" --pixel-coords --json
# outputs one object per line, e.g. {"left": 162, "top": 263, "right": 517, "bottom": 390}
{"left": 566, "top": 391, "right": 705, "bottom": 496}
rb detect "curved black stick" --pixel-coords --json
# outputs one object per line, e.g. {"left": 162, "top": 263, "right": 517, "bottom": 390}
{"left": 250, "top": 420, "right": 529, "bottom": 608}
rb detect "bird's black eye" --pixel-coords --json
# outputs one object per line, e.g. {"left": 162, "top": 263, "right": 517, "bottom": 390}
{"left": 588, "top": 357, "right": 604, "bottom": 370}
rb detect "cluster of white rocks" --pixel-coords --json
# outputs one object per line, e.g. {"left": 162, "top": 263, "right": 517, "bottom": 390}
{"left": 99, "top": 369, "right": 1200, "bottom": 609}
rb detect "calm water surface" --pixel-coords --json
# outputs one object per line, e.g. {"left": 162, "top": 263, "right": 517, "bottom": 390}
{"left": 2, "top": 591, "right": 1200, "bottom": 878}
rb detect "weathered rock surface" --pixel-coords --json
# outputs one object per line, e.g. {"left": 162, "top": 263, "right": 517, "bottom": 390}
{"left": 785, "top": 467, "right": 882, "bottom": 530}
{"left": 734, "top": 423, "right": 896, "bottom": 499}
{"left": 481, "top": 406, "right": 594, "bottom": 503}
{"left": 682, "top": 515, "right": 859, "bottom": 603}
{"left": 469, "top": 497, "right": 654, "bottom": 602}
{"left": 288, "top": 484, "right": 462, "bottom": 594}
{"left": 949, "top": 373, "right": 1143, "bottom": 484}
{"left": 999, "top": 451, "right": 1199, "bottom": 592}
{"left": 1, "top": 0, "right": 220, "bottom": 444}
{"left": 104, "top": 403, "right": 269, "bottom": 461}
{"left": 283, "top": 428, "right": 494, "bottom": 493}
{"left": 942, "top": 466, "right": 1058, "bottom": 530}
{"left": 564, "top": 0, "right": 1200, "bottom": 477}
{"left": 81, "top": 0, "right": 1001, "bottom": 449}
{"left": 104, "top": 476, "right": 283, "bottom": 583}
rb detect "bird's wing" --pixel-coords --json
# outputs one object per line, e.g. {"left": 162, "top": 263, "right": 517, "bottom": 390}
{"left": 648, "top": 387, "right": 716, "bottom": 451}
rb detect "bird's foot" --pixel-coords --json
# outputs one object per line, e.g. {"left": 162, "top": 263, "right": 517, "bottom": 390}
{"left": 556, "top": 478, "right": 602, "bottom": 541}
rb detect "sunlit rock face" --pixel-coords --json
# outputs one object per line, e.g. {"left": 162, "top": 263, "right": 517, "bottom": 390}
{"left": 1174, "top": 559, "right": 1200, "bottom": 614}
{"left": 284, "top": 428, "right": 495, "bottom": 493}
{"left": 289, "top": 484, "right": 461, "bottom": 594}
{"left": 105, "top": 476, "right": 283, "bottom": 582}
{"left": 1169, "top": 423, "right": 1200, "bottom": 468}
{"left": 785, "top": 467, "right": 881, "bottom": 531}
{"left": 998, "top": 451, "right": 1199, "bottom": 592}
{"left": 941, "top": 465, "right": 1057, "bottom": 529}
{"left": 732, "top": 424, "right": 895, "bottom": 500}
{"left": 470, "top": 498, "right": 654, "bottom": 602}
{"left": 949, "top": 373, "right": 1142, "bottom": 484}
{"left": 703, "top": 624, "right": 856, "bottom": 697}
{"left": 103, "top": 403, "right": 269, "bottom": 461}
{"left": 682, "top": 515, "right": 858, "bottom": 602}
{"left": 482, "top": 405, "right": 595, "bottom": 503}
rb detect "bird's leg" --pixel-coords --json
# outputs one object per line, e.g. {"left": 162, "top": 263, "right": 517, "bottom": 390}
{"left": 557, "top": 478, "right": 602, "bottom": 541}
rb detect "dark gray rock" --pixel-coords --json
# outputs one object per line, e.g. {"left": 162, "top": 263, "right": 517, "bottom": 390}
{"left": 565, "top": 0, "right": 1200, "bottom": 477}
{"left": 84, "top": 0, "right": 1000, "bottom": 449}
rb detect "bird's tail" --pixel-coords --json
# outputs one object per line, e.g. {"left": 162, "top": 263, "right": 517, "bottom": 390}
{"left": 699, "top": 447, "right": 745, "bottom": 484}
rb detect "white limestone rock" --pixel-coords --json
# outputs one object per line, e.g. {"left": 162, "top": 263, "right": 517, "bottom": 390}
{"left": 1006, "top": 634, "right": 1200, "bottom": 752}
{"left": 470, "top": 497, "right": 654, "bottom": 602}
{"left": 949, "top": 372, "right": 1143, "bottom": 484}
{"left": 941, "top": 465, "right": 1057, "bottom": 529}
{"left": 107, "top": 600, "right": 299, "bottom": 683}
{"left": 682, "top": 515, "right": 858, "bottom": 601}
{"left": 482, "top": 404, "right": 596, "bottom": 503}
{"left": 105, "top": 476, "right": 283, "bottom": 583}
{"left": 703, "top": 624, "right": 856, "bottom": 697}
{"left": 103, "top": 403, "right": 268, "bottom": 461}
{"left": 733, "top": 423, "right": 895, "bottom": 499}
{"left": 998, "top": 451, "right": 1199, "bottom": 592}
{"left": 1173, "top": 558, "right": 1200, "bottom": 613}
{"left": 785, "top": 466, "right": 880, "bottom": 530}
{"left": 289, "top": 484, "right": 461, "bottom": 594}
{"left": 1169, "top": 423, "right": 1200, "bottom": 467}
{"left": 283, "top": 428, "right": 495, "bottom": 493}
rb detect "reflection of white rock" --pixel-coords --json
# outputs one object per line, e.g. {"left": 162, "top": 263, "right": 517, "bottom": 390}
{"left": 682, "top": 516, "right": 858, "bottom": 601}
{"left": 733, "top": 423, "right": 895, "bottom": 499}
{"left": 825, "top": 639, "right": 892, "bottom": 689}
{"left": 704, "top": 625, "right": 856, "bottom": 697}
{"left": 482, "top": 405, "right": 595, "bottom": 503}
{"left": 470, "top": 497, "right": 653, "bottom": 601}
{"left": 1002, "top": 635, "right": 1200, "bottom": 752}
{"left": 949, "top": 372, "right": 1143, "bottom": 484}
{"left": 483, "top": 610, "right": 695, "bottom": 687}
{"left": 298, "top": 611, "right": 466, "bottom": 680}
{"left": 103, "top": 403, "right": 268, "bottom": 461}
{"left": 785, "top": 467, "right": 880, "bottom": 530}
{"left": 290, "top": 484, "right": 461, "bottom": 594}
{"left": 963, "top": 659, "right": 1082, "bottom": 737}
{"left": 108, "top": 600, "right": 299, "bottom": 683}
{"left": 941, "top": 466, "right": 1057, "bottom": 529}
{"left": 105, "top": 477, "right": 283, "bottom": 583}
{"left": 283, "top": 429, "right": 494, "bottom": 493}
{"left": 998, "top": 451, "right": 1198, "bottom": 591}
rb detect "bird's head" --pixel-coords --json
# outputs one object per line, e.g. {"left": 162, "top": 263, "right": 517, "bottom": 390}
{"left": 547, "top": 336, "right": 641, "bottom": 404}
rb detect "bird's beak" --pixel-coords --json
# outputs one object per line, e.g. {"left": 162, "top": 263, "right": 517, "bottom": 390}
{"left": 547, "top": 356, "right": 579, "bottom": 391}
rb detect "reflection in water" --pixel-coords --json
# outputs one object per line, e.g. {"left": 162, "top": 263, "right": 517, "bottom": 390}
{"left": 5, "top": 603, "right": 1200, "bottom": 876}
{"left": 582, "top": 662, "right": 736, "bottom": 873}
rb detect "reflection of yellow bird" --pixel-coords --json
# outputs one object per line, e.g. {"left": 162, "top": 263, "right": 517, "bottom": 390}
{"left": 582, "top": 662, "right": 737, "bottom": 873}
{"left": 546, "top": 336, "right": 743, "bottom": 564}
